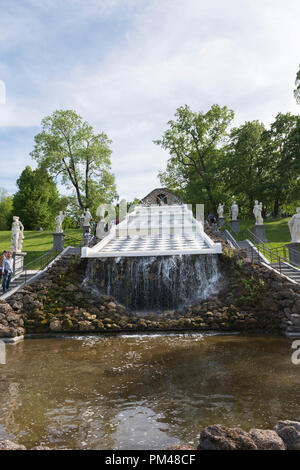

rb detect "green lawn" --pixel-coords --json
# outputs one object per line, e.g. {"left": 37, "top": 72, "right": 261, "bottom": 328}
{"left": 0, "top": 229, "right": 82, "bottom": 267}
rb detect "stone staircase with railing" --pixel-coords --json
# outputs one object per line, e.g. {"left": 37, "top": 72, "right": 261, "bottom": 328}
{"left": 0, "top": 234, "right": 85, "bottom": 299}
{"left": 219, "top": 224, "right": 300, "bottom": 284}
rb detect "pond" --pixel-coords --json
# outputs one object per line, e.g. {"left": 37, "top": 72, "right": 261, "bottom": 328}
{"left": 0, "top": 333, "right": 299, "bottom": 450}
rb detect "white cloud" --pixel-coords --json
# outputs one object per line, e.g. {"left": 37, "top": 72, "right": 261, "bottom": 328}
{"left": 0, "top": 0, "right": 299, "bottom": 199}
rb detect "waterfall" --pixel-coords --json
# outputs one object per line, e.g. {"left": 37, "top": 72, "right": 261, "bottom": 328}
{"left": 84, "top": 254, "right": 221, "bottom": 311}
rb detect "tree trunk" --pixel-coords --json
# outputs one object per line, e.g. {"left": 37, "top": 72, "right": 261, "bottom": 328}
{"left": 273, "top": 197, "right": 280, "bottom": 218}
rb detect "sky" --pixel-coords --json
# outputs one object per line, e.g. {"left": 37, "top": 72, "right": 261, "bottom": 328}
{"left": 0, "top": 0, "right": 299, "bottom": 201}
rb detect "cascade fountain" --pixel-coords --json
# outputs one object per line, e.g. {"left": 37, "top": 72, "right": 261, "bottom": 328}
{"left": 81, "top": 204, "right": 222, "bottom": 310}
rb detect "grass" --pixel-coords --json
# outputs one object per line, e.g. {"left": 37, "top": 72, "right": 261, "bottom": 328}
{"left": 227, "top": 217, "right": 291, "bottom": 247}
{"left": 0, "top": 228, "right": 82, "bottom": 266}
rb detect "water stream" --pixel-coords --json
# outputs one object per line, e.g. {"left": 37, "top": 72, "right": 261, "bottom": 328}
{"left": 84, "top": 254, "right": 221, "bottom": 310}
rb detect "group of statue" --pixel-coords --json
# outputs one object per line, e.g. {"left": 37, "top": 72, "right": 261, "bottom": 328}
{"left": 217, "top": 201, "right": 300, "bottom": 243}
{"left": 217, "top": 201, "right": 239, "bottom": 221}
{"left": 217, "top": 200, "right": 264, "bottom": 225}
{"left": 6, "top": 202, "right": 300, "bottom": 259}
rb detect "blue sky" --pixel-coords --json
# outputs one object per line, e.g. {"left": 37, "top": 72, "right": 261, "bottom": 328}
{"left": 0, "top": 0, "right": 299, "bottom": 200}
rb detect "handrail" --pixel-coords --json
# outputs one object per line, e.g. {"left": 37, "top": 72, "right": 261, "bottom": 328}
{"left": 218, "top": 220, "right": 299, "bottom": 268}
{"left": 23, "top": 249, "right": 61, "bottom": 284}
{"left": 245, "top": 228, "right": 300, "bottom": 268}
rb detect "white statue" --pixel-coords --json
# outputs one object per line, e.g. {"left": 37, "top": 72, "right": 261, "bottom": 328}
{"left": 96, "top": 220, "right": 106, "bottom": 239}
{"left": 10, "top": 216, "right": 24, "bottom": 253}
{"left": 253, "top": 200, "right": 264, "bottom": 225}
{"left": 217, "top": 203, "right": 224, "bottom": 218}
{"left": 231, "top": 201, "right": 239, "bottom": 221}
{"left": 55, "top": 211, "right": 65, "bottom": 233}
{"left": 288, "top": 208, "right": 300, "bottom": 243}
{"left": 83, "top": 208, "right": 92, "bottom": 226}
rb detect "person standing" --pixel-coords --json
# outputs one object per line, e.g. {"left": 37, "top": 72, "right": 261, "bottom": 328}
{"left": 84, "top": 229, "right": 91, "bottom": 246}
{"left": 0, "top": 251, "right": 7, "bottom": 270}
{"left": 2, "top": 251, "right": 13, "bottom": 293}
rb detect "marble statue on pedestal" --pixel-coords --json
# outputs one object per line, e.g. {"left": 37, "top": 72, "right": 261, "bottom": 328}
{"left": 231, "top": 201, "right": 238, "bottom": 221}
{"left": 10, "top": 216, "right": 24, "bottom": 253}
{"left": 253, "top": 200, "right": 263, "bottom": 225}
{"left": 84, "top": 208, "right": 92, "bottom": 226}
{"left": 288, "top": 208, "right": 300, "bottom": 243}
{"left": 55, "top": 211, "right": 65, "bottom": 233}
{"left": 96, "top": 220, "right": 106, "bottom": 239}
{"left": 217, "top": 203, "right": 224, "bottom": 218}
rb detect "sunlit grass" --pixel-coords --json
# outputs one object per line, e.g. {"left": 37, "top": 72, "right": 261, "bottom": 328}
{"left": 0, "top": 229, "right": 82, "bottom": 265}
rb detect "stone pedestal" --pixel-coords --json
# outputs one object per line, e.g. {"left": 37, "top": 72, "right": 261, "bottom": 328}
{"left": 286, "top": 243, "right": 300, "bottom": 266}
{"left": 80, "top": 216, "right": 85, "bottom": 228}
{"left": 230, "top": 219, "right": 240, "bottom": 233}
{"left": 53, "top": 232, "right": 65, "bottom": 251}
{"left": 252, "top": 224, "right": 267, "bottom": 243}
{"left": 13, "top": 252, "right": 26, "bottom": 276}
{"left": 218, "top": 217, "right": 225, "bottom": 227}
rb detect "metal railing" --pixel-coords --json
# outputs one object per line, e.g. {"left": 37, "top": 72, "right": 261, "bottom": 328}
{"left": 23, "top": 249, "right": 61, "bottom": 284}
{"left": 11, "top": 234, "right": 86, "bottom": 290}
{"left": 218, "top": 222, "right": 300, "bottom": 280}
{"left": 218, "top": 220, "right": 299, "bottom": 268}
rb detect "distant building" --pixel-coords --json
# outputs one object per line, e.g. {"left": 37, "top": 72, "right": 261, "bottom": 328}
{"left": 141, "top": 188, "right": 185, "bottom": 206}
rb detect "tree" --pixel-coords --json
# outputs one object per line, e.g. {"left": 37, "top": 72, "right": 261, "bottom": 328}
{"left": 13, "top": 166, "right": 64, "bottom": 230}
{"left": 30, "top": 110, "right": 118, "bottom": 213}
{"left": 154, "top": 104, "right": 234, "bottom": 213}
{"left": 0, "top": 188, "right": 13, "bottom": 230}
{"left": 225, "top": 121, "right": 266, "bottom": 215}
{"left": 294, "top": 65, "right": 300, "bottom": 104}
{"left": 262, "top": 113, "right": 300, "bottom": 216}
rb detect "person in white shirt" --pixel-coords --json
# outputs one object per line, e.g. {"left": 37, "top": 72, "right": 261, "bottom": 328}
{"left": 2, "top": 251, "right": 13, "bottom": 293}
{"left": 84, "top": 230, "right": 91, "bottom": 247}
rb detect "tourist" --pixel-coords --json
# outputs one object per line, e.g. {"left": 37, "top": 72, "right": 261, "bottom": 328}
{"left": 2, "top": 251, "right": 13, "bottom": 293}
{"left": 0, "top": 251, "right": 7, "bottom": 270}
{"left": 0, "top": 251, "right": 7, "bottom": 288}
{"left": 84, "top": 229, "right": 91, "bottom": 246}
{"left": 211, "top": 215, "right": 218, "bottom": 231}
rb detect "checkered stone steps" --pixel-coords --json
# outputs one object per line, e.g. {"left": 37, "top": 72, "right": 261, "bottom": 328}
{"left": 100, "top": 235, "right": 208, "bottom": 254}
{"left": 82, "top": 204, "right": 222, "bottom": 258}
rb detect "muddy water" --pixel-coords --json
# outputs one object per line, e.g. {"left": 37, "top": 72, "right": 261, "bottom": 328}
{"left": 0, "top": 333, "right": 299, "bottom": 449}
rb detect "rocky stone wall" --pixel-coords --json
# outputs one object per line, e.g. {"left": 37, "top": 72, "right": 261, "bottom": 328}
{"left": 197, "top": 420, "right": 300, "bottom": 450}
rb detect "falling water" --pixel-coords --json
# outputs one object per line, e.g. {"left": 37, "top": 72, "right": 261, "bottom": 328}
{"left": 84, "top": 254, "right": 221, "bottom": 311}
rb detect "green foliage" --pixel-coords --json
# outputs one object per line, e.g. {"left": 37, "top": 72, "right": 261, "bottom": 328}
{"left": 30, "top": 109, "right": 118, "bottom": 213}
{"left": 261, "top": 113, "right": 300, "bottom": 216}
{"left": 155, "top": 104, "right": 234, "bottom": 213}
{"left": 13, "top": 166, "right": 64, "bottom": 230}
{"left": 237, "top": 276, "right": 266, "bottom": 307}
{"left": 0, "top": 188, "right": 13, "bottom": 230}
{"left": 157, "top": 105, "right": 300, "bottom": 218}
{"left": 225, "top": 121, "right": 266, "bottom": 216}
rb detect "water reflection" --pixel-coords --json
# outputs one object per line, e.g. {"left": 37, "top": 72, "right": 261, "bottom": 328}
{"left": 0, "top": 334, "right": 299, "bottom": 449}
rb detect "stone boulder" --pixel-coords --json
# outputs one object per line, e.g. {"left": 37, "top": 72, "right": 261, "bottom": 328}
{"left": 31, "top": 445, "right": 51, "bottom": 450}
{"left": 49, "top": 318, "right": 62, "bottom": 332}
{"left": 0, "top": 440, "right": 26, "bottom": 450}
{"left": 274, "top": 420, "right": 300, "bottom": 450}
{"left": 0, "top": 302, "right": 12, "bottom": 314}
{"left": 197, "top": 425, "right": 257, "bottom": 450}
{"left": 249, "top": 429, "right": 286, "bottom": 450}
